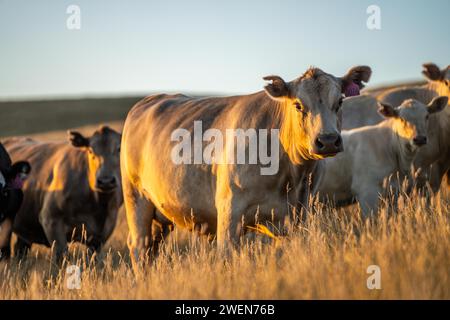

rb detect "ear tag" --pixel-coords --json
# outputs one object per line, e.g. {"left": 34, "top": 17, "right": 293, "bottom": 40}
{"left": 344, "top": 81, "right": 360, "bottom": 97}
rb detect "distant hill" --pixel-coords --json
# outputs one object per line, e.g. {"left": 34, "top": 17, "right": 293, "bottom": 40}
{"left": 0, "top": 96, "right": 143, "bottom": 138}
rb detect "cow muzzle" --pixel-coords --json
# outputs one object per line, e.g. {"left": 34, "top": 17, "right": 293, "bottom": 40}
{"left": 313, "top": 133, "right": 343, "bottom": 157}
{"left": 95, "top": 176, "right": 118, "bottom": 192}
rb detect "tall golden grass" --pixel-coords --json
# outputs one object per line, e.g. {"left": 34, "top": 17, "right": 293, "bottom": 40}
{"left": 0, "top": 187, "right": 449, "bottom": 300}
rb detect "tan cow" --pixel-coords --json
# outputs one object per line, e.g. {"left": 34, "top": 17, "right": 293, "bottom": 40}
{"left": 315, "top": 96, "right": 448, "bottom": 217}
{"left": 121, "top": 65, "right": 372, "bottom": 269}
{"left": 4, "top": 126, "right": 123, "bottom": 261}
{"left": 342, "top": 63, "right": 450, "bottom": 195}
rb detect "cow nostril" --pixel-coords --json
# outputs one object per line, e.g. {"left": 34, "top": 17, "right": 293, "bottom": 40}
{"left": 97, "top": 177, "right": 116, "bottom": 186}
{"left": 315, "top": 138, "right": 324, "bottom": 149}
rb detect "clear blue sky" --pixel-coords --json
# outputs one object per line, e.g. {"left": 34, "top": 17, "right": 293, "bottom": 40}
{"left": 0, "top": 0, "right": 449, "bottom": 99}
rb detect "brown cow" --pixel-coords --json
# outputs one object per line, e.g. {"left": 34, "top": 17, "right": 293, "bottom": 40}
{"left": 120, "top": 65, "right": 371, "bottom": 270}
{"left": 4, "top": 126, "right": 122, "bottom": 261}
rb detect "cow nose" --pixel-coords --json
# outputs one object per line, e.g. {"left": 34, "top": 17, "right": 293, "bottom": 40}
{"left": 96, "top": 176, "right": 117, "bottom": 190}
{"left": 413, "top": 136, "right": 427, "bottom": 146}
{"left": 314, "top": 133, "right": 343, "bottom": 156}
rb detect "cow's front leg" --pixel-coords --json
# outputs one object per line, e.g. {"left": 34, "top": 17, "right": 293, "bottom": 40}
{"left": 40, "top": 214, "right": 68, "bottom": 265}
{"left": 38, "top": 199, "right": 67, "bottom": 265}
{"left": 353, "top": 183, "right": 381, "bottom": 219}
{"left": 215, "top": 183, "right": 248, "bottom": 252}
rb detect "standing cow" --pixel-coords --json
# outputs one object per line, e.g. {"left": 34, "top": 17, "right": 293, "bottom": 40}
{"left": 315, "top": 97, "right": 448, "bottom": 216}
{"left": 342, "top": 63, "right": 450, "bottom": 195}
{"left": 121, "top": 65, "right": 371, "bottom": 269}
{"left": 4, "top": 126, "right": 122, "bottom": 261}
{"left": 0, "top": 143, "right": 31, "bottom": 260}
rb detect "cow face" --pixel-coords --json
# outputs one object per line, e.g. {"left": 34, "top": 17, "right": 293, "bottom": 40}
{"left": 422, "top": 63, "right": 450, "bottom": 98}
{"left": 264, "top": 66, "right": 371, "bottom": 159}
{"left": 378, "top": 96, "right": 448, "bottom": 149}
{"left": 68, "top": 126, "right": 122, "bottom": 193}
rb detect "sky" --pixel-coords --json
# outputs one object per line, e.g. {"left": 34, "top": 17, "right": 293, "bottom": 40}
{"left": 0, "top": 0, "right": 449, "bottom": 99}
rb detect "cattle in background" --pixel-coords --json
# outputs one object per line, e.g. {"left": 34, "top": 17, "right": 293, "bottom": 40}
{"left": 4, "top": 126, "right": 122, "bottom": 262}
{"left": 121, "top": 65, "right": 371, "bottom": 270}
{"left": 315, "top": 96, "right": 448, "bottom": 216}
{"left": 0, "top": 142, "right": 30, "bottom": 260}
{"left": 342, "top": 63, "right": 450, "bottom": 195}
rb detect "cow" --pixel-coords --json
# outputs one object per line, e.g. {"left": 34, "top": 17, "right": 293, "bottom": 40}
{"left": 120, "top": 65, "right": 372, "bottom": 270}
{"left": 314, "top": 96, "right": 448, "bottom": 217}
{"left": 342, "top": 63, "right": 450, "bottom": 195}
{"left": 3, "top": 126, "right": 122, "bottom": 262}
{"left": 0, "top": 142, "right": 31, "bottom": 260}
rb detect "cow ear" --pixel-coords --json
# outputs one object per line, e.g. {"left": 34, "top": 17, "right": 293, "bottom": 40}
{"left": 263, "top": 75, "right": 290, "bottom": 100}
{"left": 427, "top": 96, "right": 448, "bottom": 114}
{"left": 68, "top": 131, "right": 90, "bottom": 148}
{"left": 341, "top": 66, "right": 372, "bottom": 97}
{"left": 378, "top": 102, "right": 398, "bottom": 118}
{"left": 422, "top": 63, "right": 443, "bottom": 81}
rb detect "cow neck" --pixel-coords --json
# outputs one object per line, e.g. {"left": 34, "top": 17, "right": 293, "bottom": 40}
{"left": 273, "top": 99, "right": 318, "bottom": 165}
{"left": 387, "top": 120, "right": 417, "bottom": 175}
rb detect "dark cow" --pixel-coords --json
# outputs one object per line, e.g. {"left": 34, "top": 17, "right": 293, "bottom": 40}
{"left": 0, "top": 142, "right": 31, "bottom": 260}
{"left": 4, "top": 126, "right": 122, "bottom": 261}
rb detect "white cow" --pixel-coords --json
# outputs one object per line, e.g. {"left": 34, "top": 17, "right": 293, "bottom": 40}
{"left": 315, "top": 96, "right": 448, "bottom": 217}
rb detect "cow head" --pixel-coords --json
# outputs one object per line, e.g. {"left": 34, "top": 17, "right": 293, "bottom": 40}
{"left": 422, "top": 63, "right": 450, "bottom": 98}
{"left": 264, "top": 65, "right": 371, "bottom": 159}
{"left": 378, "top": 96, "right": 448, "bottom": 149}
{"left": 0, "top": 161, "right": 31, "bottom": 224}
{"left": 68, "top": 126, "right": 122, "bottom": 193}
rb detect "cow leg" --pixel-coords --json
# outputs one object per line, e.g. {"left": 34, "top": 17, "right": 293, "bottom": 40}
{"left": 123, "top": 178, "right": 154, "bottom": 273}
{"left": 39, "top": 204, "right": 67, "bottom": 265}
{"left": 215, "top": 185, "right": 247, "bottom": 252}
{"left": 353, "top": 184, "right": 381, "bottom": 219}
{"left": 40, "top": 216, "right": 67, "bottom": 265}
{"left": 150, "top": 218, "right": 172, "bottom": 258}
{"left": 14, "top": 236, "right": 31, "bottom": 260}
{"left": 0, "top": 218, "right": 13, "bottom": 261}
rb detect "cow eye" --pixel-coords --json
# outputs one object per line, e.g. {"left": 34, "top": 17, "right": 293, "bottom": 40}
{"left": 294, "top": 101, "right": 306, "bottom": 113}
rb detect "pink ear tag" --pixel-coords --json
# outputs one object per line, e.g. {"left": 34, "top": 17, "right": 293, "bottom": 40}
{"left": 344, "top": 81, "right": 360, "bottom": 97}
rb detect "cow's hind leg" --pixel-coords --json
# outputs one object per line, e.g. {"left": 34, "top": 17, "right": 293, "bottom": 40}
{"left": 150, "top": 217, "right": 173, "bottom": 258}
{"left": 123, "top": 177, "right": 155, "bottom": 274}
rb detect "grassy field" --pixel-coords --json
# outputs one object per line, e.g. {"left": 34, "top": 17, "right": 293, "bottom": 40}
{"left": 0, "top": 95, "right": 449, "bottom": 299}
{"left": 0, "top": 192, "right": 449, "bottom": 299}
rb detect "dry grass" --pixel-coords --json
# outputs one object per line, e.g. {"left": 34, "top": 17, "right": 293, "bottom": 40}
{"left": 0, "top": 99, "right": 448, "bottom": 299}
{"left": 1, "top": 188, "right": 448, "bottom": 300}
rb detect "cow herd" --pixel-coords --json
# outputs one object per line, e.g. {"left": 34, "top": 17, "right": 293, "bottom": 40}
{"left": 0, "top": 63, "right": 448, "bottom": 272}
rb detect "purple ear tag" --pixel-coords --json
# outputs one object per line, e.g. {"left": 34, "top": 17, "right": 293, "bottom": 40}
{"left": 344, "top": 81, "right": 360, "bottom": 97}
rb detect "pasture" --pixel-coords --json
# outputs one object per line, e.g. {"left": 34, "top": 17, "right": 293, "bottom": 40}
{"left": 0, "top": 95, "right": 449, "bottom": 299}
